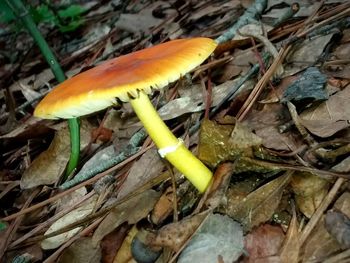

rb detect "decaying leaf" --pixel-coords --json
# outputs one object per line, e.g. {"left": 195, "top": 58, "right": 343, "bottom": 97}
{"left": 117, "top": 149, "right": 165, "bottom": 200}
{"left": 300, "top": 85, "right": 350, "bottom": 137}
{"left": 290, "top": 172, "right": 330, "bottom": 218}
{"left": 299, "top": 119, "right": 350, "bottom": 138}
{"left": 325, "top": 210, "right": 350, "bottom": 249}
{"left": 244, "top": 103, "right": 300, "bottom": 151}
{"left": 114, "top": 2, "right": 167, "bottom": 34}
{"left": 100, "top": 224, "right": 130, "bottom": 263}
{"left": 92, "top": 190, "right": 160, "bottom": 246}
{"left": 41, "top": 195, "right": 98, "bottom": 250}
{"left": 282, "top": 67, "right": 328, "bottom": 105}
{"left": 302, "top": 192, "right": 350, "bottom": 261}
{"left": 178, "top": 213, "right": 244, "bottom": 263}
{"left": 20, "top": 121, "right": 92, "bottom": 189}
{"left": 283, "top": 33, "right": 334, "bottom": 76}
{"left": 198, "top": 119, "right": 261, "bottom": 168}
{"left": 58, "top": 237, "right": 101, "bottom": 263}
{"left": 151, "top": 186, "right": 175, "bottom": 225}
{"left": 146, "top": 212, "right": 208, "bottom": 252}
{"left": 279, "top": 206, "right": 300, "bottom": 263}
{"left": 244, "top": 224, "right": 285, "bottom": 262}
{"left": 224, "top": 172, "right": 292, "bottom": 231}
{"left": 158, "top": 80, "right": 255, "bottom": 121}
{"left": 0, "top": 116, "right": 49, "bottom": 139}
{"left": 113, "top": 225, "right": 138, "bottom": 263}
{"left": 21, "top": 126, "right": 70, "bottom": 189}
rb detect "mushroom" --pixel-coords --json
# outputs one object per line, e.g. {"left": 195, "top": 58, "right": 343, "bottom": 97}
{"left": 34, "top": 38, "right": 217, "bottom": 192}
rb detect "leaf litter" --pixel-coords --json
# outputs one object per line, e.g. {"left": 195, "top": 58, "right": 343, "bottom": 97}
{"left": 1, "top": 0, "right": 350, "bottom": 262}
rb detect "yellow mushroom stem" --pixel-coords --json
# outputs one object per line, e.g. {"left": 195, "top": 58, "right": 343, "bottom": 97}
{"left": 130, "top": 91, "right": 212, "bottom": 192}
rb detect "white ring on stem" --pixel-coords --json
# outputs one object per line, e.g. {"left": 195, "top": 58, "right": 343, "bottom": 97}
{"left": 158, "top": 138, "right": 184, "bottom": 158}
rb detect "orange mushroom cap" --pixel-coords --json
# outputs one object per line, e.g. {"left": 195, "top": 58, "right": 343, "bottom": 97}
{"left": 34, "top": 38, "right": 217, "bottom": 119}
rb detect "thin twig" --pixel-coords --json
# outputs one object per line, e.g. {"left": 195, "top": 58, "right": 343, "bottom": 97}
{"left": 2, "top": 145, "right": 153, "bottom": 221}
{"left": 299, "top": 177, "right": 345, "bottom": 245}
{"left": 43, "top": 217, "right": 104, "bottom": 263}
{"left": 9, "top": 191, "right": 95, "bottom": 249}
{"left": 0, "top": 188, "right": 40, "bottom": 258}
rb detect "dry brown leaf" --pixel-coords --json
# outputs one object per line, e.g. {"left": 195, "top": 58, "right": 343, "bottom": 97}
{"left": 117, "top": 149, "right": 165, "bottom": 200}
{"left": 325, "top": 210, "right": 350, "bottom": 249}
{"left": 299, "top": 86, "right": 350, "bottom": 137}
{"left": 224, "top": 172, "right": 292, "bottom": 231}
{"left": 283, "top": 33, "right": 334, "bottom": 76}
{"left": 148, "top": 212, "right": 208, "bottom": 252}
{"left": 158, "top": 80, "right": 255, "bottom": 121}
{"left": 244, "top": 224, "right": 285, "bottom": 263}
{"left": 301, "top": 85, "right": 350, "bottom": 121}
{"left": 244, "top": 103, "right": 300, "bottom": 151}
{"left": 41, "top": 194, "right": 98, "bottom": 250}
{"left": 302, "top": 192, "right": 350, "bottom": 262}
{"left": 58, "top": 237, "right": 101, "bottom": 263}
{"left": 101, "top": 224, "right": 130, "bottom": 263}
{"left": 114, "top": 2, "right": 168, "bottom": 34}
{"left": 0, "top": 116, "right": 50, "bottom": 139}
{"left": 178, "top": 213, "right": 244, "bottom": 263}
{"left": 279, "top": 207, "right": 300, "bottom": 263}
{"left": 20, "top": 121, "right": 92, "bottom": 189}
{"left": 151, "top": 186, "right": 174, "bottom": 225}
{"left": 3, "top": 244, "right": 43, "bottom": 263}
{"left": 198, "top": 119, "right": 261, "bottom": 168}
{"left": 299, "top": 119, "right": 350, "bottom": 138}
{"left": 301, "top": 160, "right": 350, "bottom": 262}
{"left": 113, "top": 226, "right": 138, "bottom": 263}
{"left": 290, "top": 172, "right": 330, "bottom": 218}
{"left": 92, "top": 190, "right": 160, "bottom": 246}
{"left": 20, "top": 126, "right": 70, "bottom": 189}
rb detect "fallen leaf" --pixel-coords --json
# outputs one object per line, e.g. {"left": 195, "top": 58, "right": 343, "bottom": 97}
{"left": 101, "top": 224, "right": 130, "bottom": 263}
{"left": 151, "top": 186, "right": 175, "bottom": 225}
{"left": 3, "top": 244, "right": 43, "bottom": 263}
{"left": 0, "top": 116, "right": 50, "bottom": 139}
{"left": 158, "top": 80, "right": 255, "bottom": 120}
{"left": 198, "top": 119, "right": 261, "bottom": 168}
{"left": 325, "top": 210, "right": 350, "bottom": 249}
{"left": 302, "top": 192, "right": 350, "bottom": 262}
{"left": 290, "top": 172, "right": 329, "bottom": 218}
{"left": 56, "top": 187, "right": 87, "bottom": 213}
{"left": 21, "top": 126, "right": 70, "bottom": 189}
{"left": 283, "top": 33, "right": 334, "bottom": 76}
{"left": 299, "top": 119, "right": 350, "bottom": 138}
{"left": 234, "top": 23, "right": 273, "bottom": 40}
{"left": 302, "top": 218, "right": 340, "bottom": 262}
{"left": 114, "top": 2, "right": 166, "bottom": 33}
{"left": 20, "top": 121, "right": 92, "bottom": 189}
{"left": 300, "top": 85, "right": 350, "bottom": 137}
{"left": 117, "top": 149, "right": 165, "bottom": 200}
{"left": 113, "top": 225, "right": 138, "bottom": 263}
{"left": 279, "top": 207, "right": 300, "bottom": 263}
{"left": 92, "top": 190, "right": 160, "bottom": 246}
{"left": 332, "top": 156, "right": 350, "bottom": 173}
{"left": 301, "top": 157, "right": 350, "bottom": 261}
{"left": 41, "top": 195, "right": 98, "bottom": 250}
{"left": 282, "top": 67, "right": 328, "bottom": 106}
{"left": 58, "top": 237, "right": 101, "bottom": 263}
{"left": 178, "top": 213, "right": 244, "bottom": 263}
{"left": 147, "top": 212, "right": 208, "bottom": 252}
{"left": 244, "top": 103, "right": 300, "bottom": 151}
{"left": 224, "top": 172, "right": 292, "bottom": 231}
{"left": 244, "top": 224, "right": 285, "bottom": 263}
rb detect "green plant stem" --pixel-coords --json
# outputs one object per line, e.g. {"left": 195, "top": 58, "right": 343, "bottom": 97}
{"left": 66, "top": 119, "right": 80, "bottom": 177}
{"left": 7, "top": 0, "right": 80, "bottom": 178}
